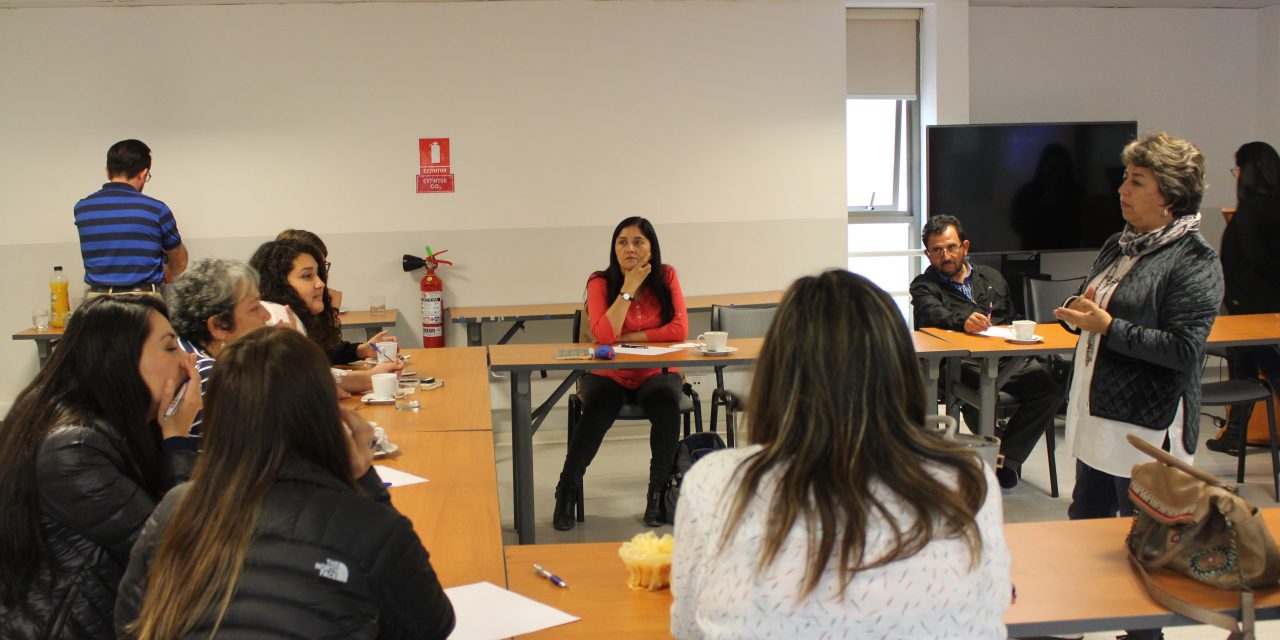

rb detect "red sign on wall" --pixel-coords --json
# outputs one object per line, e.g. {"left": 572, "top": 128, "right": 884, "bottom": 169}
{"left": 417, "top": 138, "right": 454, "bottom": 193}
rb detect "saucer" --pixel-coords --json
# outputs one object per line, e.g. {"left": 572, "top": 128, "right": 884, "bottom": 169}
{"left": 361, "top": 393, "right": 395, "bottom": 405}
{"left": 698, "top": 345, "right": 738, "bottom": 356}
{"left": 1005, "top": 336, "right": 1045, "bottom": 345}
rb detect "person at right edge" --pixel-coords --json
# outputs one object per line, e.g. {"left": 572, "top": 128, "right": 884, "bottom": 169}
{"left": 1206, "top": 141, "right": 1280, "bottom": 455}
{"left": 910, "top": 214, "right": 1063, "bottom": 489}
{"left": 1055, "top": 131, "right": 1222, "bottom": 640}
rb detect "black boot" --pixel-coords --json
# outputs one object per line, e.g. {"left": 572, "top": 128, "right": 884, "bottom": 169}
{"left": 643, "top": 484, "right": 665, "bottom": 527}
{"left": 1206, "top": 422, "right": 1243, "bottom": 457}
{"left": 552, "top": 481, "right": 577, "bottom": 531}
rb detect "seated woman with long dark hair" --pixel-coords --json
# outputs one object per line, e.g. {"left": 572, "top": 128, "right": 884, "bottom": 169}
{"left": 115, "top": 327, "right": 455, "bottom": 639}
{"left": 671, "top": 271, "right": 1010, "bottom": 638}
{"left": 0, "top": 295, "right": 202, "bottom": 638}
{"left": 249, "top": 239, "right": 401, "bottom": 395}
{"left": 553, "top": 216, "right": 687, "bottom": 530}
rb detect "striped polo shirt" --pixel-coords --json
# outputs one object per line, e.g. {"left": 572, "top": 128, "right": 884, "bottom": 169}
{"left": 73, "top": 182, "right": 182, "bottom": 287}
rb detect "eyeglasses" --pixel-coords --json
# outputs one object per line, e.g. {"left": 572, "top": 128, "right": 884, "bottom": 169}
{"left": 1230, "top": 167, "right": 1240, "bottom": 178}
{"left": 926, "top": 243, "right": 963, "bottom": 257}
{"left": 324, "top": 261, "right": 332, "bottom": 272}
{"left": 144, "top": 171, "right": 152, "bottom": 183}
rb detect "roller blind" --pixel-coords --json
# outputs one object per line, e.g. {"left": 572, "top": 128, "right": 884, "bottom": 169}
{"left": 846, "top": 8, "right": 919, "bottom": 99}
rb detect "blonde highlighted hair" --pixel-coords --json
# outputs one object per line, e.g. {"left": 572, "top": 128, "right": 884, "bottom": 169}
{"left": 1122, "top": 131, "right": 1207, "bottom": 218}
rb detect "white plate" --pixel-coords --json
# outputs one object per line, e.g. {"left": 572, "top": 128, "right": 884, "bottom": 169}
{"left": 363, "top": 354, "right": 411, "bottom": 366}
{"left": 698, "top": 345, "right": 739, "bottom": 356}
{"left": 361, "top": 394, "right": 395, "bottom": 405}
{"left": 1005, "top": 335, "right": 1045, "bottom": 345}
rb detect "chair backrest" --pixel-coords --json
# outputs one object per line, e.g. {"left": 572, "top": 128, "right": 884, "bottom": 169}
{"left": 1023, "top": 276, "right": 1086, "bottom": 323}
{"left": 710, "top": 304, "right": 777, "bottom": 338}
{"left": 572, "top": 308, "right": 593, "bottom": 344}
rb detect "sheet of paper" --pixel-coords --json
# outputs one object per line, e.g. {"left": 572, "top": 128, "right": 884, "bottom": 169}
{"left": 373, "top": 465, "right": 429, "bottom": 488}
{"left": 445, "top": 581, "right": 579, "bottom": 639}
{"left": 613, "top": 345, "right": 684, "bottom": 356}
{"left": 978, "top": 326, "right": 1016, "bottom": 339}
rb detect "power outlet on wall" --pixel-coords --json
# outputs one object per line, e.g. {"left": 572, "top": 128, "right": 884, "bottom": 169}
{"left": 686, "top": 374, "right": 709, "bottom": 390}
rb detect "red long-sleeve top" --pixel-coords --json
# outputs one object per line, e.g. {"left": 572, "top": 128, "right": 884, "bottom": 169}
{"left": 586, "top": 265, "right": 688, "bottom": 389}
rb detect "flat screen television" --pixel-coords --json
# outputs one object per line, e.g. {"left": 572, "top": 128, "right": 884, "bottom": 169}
{"left": 926, "top": 121, "right": 1137, "bottom": 254}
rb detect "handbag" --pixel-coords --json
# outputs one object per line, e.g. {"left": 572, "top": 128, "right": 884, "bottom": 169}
{"left": 1125, "top": 434, "right": 1280, "bottom": 639}
{"left": 662, "top": 430, "right": 726, "bottom": 522}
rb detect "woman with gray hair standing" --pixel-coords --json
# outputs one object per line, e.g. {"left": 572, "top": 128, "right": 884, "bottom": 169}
{"left": 167, "top": 258, "right": 271, "bottom": 435}
{"left": 1054, "top": 132, "right": 1222, "bottom": 640}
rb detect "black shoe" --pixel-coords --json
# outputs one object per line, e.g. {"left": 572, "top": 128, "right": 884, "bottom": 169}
{"left": 642, "top": 486, "right": 665, "bottom": 527}
{"left": 552, "top": 482, "right": 577, "bottom": 531}
{"left": 1206, "top": 433, "right": 1242, "bottom": 457}
{"left": 996, "top": 466, "right": 1020, "bottom": 489}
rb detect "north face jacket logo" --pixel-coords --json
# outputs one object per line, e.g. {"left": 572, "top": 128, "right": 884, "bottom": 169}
{"left": 315, "top": 558, "right": 349, "bottom": 583}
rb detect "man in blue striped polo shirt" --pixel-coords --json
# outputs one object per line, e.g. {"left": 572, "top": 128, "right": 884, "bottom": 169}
{"left": 74, "top": 139, "right": 188, "bottom": 295}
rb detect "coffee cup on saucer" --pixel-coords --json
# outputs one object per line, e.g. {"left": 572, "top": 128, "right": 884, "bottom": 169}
{"left": 1012, "top": 320, "right": 1036, "bottom": 341}
{"left": 697, "top": 331, "right": 729, "bottom": 352}
{"left": 371, "top": 373, "right": 398, "bottom": 401}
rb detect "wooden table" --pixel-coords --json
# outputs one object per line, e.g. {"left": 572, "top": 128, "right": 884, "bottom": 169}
{"left": 378, "top": 430, "right": 507, "bottom": 588}
{"left": 1207, "top": 313, "right": 1280, "bottom": 348}
{"left": 505, "top": 542, "right": 669, "bottom": 639}
{"left": 452, "top": 291, "right": 783, "bottom": 346}
{"left": 12, "top": 327, "right": 64, "bottom": 367}
{"left": 342, "top": 347, "right": 493, "bottom": 433}
{"left": 920, "top": 322, "right": 1079, "bottom": 437}
{"left": 502, "top": 510, "right": 1280, "bottom": 637}
{"left": 912, "top": 330, "right": 969, "bottom": 413}
{"left": 339, "top": 308, "right": 400, "bottom": 340}
{"left": 489, "top": 338, "right": 764, "bottom": 543}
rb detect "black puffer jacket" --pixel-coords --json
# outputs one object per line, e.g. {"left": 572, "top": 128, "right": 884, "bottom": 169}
{"left": 1063, "top": 231, "right": 1223, "bottom": 452}
{"left": 115, "top": 458, "right": 455, "bottom": 639}
{"left": 0, "top": 421, "right": 196, "bottom": 639}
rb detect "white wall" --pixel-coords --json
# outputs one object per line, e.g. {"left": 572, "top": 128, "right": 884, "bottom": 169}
{"left": 0, "top": 0, "right": 852, "bottom": 411}
{"left": 970, "top": 6, "right": 1265, "bottom": 278}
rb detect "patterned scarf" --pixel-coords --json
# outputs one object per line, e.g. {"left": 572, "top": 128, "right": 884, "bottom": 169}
{"left": 1117, "top": 212, "right": 1201, "bottom": 257}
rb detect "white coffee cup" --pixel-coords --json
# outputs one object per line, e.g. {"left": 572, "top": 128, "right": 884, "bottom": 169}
{"left": 1012, "top": 320, "right": 1037, "bottom": 341}
{"left": 371, "top": 373, "right": 398, "bottom": 401}
{"left": 374, "top": 341, "right": 398, "bottom": 363}
{"left": 697, "top": 331, "right": 729, "bottom": 351}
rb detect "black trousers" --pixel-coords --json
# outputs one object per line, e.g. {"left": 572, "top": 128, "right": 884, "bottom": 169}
{"left": 1069, "top": 459, "right": 1164, "bottom": 640}
{"left": 560, "top": 372, "right": 683, "bottom": 488}
{"left": 959, "top": 358, "right": 1064, "bottom": 471}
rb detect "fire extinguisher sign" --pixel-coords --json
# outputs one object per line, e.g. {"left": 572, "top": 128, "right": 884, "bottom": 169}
{"left": 417, "top": 138, "right": 455, "bottom": 193}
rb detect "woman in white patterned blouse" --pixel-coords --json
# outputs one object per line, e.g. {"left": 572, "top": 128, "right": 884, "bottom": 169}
{"left": 671, "top": 270, "right": 1011, "bottom": 639}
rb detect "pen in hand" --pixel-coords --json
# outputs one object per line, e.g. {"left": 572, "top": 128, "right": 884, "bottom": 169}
{"left": 533, "top": 564, "right": 569, "bottom": 588}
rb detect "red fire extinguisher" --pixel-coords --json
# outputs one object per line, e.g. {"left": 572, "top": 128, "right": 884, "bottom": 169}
{"left": 401, "top": 246, "right": 453, "bottom": 348}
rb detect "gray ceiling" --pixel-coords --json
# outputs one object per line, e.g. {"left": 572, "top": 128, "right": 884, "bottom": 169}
{"left": 1, "top": 0, "right": 1276, "bottom": 9}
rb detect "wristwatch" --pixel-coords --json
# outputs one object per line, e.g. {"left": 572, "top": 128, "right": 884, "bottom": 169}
{"left": 621, "top": 291, "right": 634, "bottom": 302}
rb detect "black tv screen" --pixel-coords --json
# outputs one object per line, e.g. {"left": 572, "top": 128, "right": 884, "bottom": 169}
{"left": 926, "top": 121, "right": 1137, "bottom": 254}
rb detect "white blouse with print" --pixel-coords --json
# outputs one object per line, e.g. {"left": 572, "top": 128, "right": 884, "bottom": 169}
{"left": 670, "top": 445, "right": 1011, "bottom": 640}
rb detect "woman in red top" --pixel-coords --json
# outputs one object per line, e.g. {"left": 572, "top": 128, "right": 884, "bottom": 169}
{"left": 553, "top": 217, "right": 688, "bottom": 531}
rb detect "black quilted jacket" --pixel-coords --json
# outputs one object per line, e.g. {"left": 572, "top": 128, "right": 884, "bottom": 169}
{"left": 1064, "top": 230, "right": 1223, "bottom": 453}
{"left": 115, "top": 458, "right": 455, "bottom": 639}
{"left": 0, "top": 421, "right": 196, "bottom": 639}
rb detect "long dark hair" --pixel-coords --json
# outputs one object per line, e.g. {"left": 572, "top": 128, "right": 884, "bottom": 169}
{"left": 248, "top": 240, "right": 340, "bottom": 348}
{"left": 590, "top": 216, "right": 675, "bottom": 324}
{"left": 722, "top": 270, "right": 988, "bottom": 597}
{"left": 126, "top": 327, "right": 353, "bottom": 638}
{"left": 1235, "top": 141, "right": 1280, "bottom": 203}
{"left": 0, "top": 295, "right": 169, "bottom": 606}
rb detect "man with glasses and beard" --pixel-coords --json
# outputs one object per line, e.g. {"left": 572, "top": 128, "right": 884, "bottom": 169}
{"left": 910, "top": 215, "right": 1062, "bottom": 489}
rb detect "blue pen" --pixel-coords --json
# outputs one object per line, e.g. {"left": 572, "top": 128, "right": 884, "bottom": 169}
{"left": 533, "top": 564, "right": 569, "bottom": 588}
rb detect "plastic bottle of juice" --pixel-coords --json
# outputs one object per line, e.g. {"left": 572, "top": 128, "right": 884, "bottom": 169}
{"left": 50, "top": 266, "right": 70, "bottom": 329}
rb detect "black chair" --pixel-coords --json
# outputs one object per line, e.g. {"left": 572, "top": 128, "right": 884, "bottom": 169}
{"left": 708, "top": 304, "right": 778, "bottom": 446}
{"left": 1201, "top": 377, "right": 1280, "bottom": 500}
{"left": 564, "top": 309, "right": 702, "bottom": 522}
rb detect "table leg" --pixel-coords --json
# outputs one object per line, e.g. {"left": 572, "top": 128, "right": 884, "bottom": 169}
{"left": 364, "top": 326, "right": 380, "bottom": 341}
{"left": 922, "top": 356, "right": 943, "bottom": 415}
{"left": 510, "top": 372, "right": 536, "bottom": 544}
{"left": 37, "top": 340, "right": 54, "bottom": 368}
{"left": 978, "top": 356, "right": 1000, "bottom": 438}
{"left": 467, "top": 321, "right": 483, "bottom": 347}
